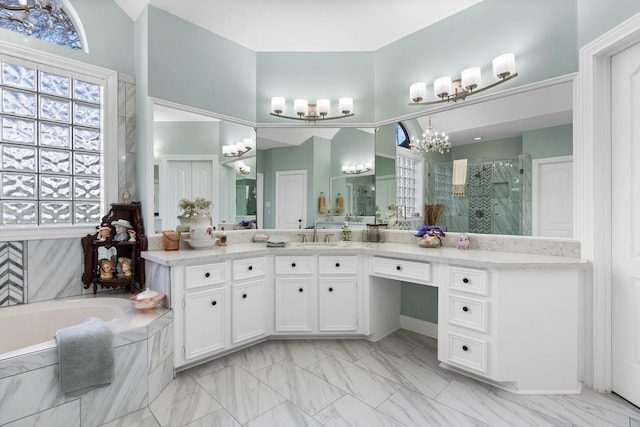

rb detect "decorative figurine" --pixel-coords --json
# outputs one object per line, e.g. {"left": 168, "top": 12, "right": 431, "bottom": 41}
{"left": 97, "top": 226, "right": 111, "bottom": 241}
{"left": 122, "top": 190, "right": 131, "bottom": 204}
{"left": 111, "top": 219, "right": 133, "bottom": 241}
{"left": 118, "top": 257, "right": 133, "bottom": 278}
{"left": 99, "top": 259, "right": 114, "bottom": 280}
{"left": 128, "top": 229, "right": 137, "bottom": 242}
{"left": 456, "top": 233, "right": 470, "bottom": 250}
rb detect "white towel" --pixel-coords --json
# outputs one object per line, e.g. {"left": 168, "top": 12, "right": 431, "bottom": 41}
{"left": 452, "top": 159, "right": 468, "bottom": 197}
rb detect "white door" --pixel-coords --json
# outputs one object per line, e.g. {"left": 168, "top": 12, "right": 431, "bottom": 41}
{"left": 163, "top": 159, "right": 214, "bottom": 231}
{"left": 532, "top": 156, "right": 573, "bottom": 238}
{"left": 275, "top": 170, "right": 307, "bottom": 229}
{"left": 611, "top": 40, "right": 640, "bottom": 406}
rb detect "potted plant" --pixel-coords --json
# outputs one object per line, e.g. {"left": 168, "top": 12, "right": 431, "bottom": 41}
{"left": 176, "top": 197, "right": 213, "bottom": 232}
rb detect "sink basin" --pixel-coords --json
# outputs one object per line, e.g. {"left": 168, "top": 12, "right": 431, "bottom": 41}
{"left": 295, "top": 242, "right": 342, "bottom": 248}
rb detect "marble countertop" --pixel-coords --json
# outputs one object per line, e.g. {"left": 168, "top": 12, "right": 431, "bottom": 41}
{"left": 141, "top": 241, "right": 587, "bottom": 270}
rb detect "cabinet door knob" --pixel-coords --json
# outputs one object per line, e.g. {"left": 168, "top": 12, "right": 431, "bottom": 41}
{"left": 396, "top": 265, "right": 401, "bottom": 271}
{"left": 462, "top": 277, "right": 469, "bottom": 284}
{"left": 211, "top": 300, "right": 217, "bottom": 306}
{"left": 248, "top": 265, "right": 253, "bottom": 271}
{"left": 462, "top": 345, "right": 468, "bottom": 351}
{"left": 205, "top": 272, "right": 211, "bottom": 278}
{"left": 462, "top": 306, "right": 469, "bottom": 312}
{"left": 335, "top": 262, "right": 340, "bottom": 268}
{"left": 292, "top": 262, "right": 296, "bottom": 268}
{"left": 242, "top": 293, "right": 247, "bottom": 299}
{"left": 328, "top": 287, "right": 333, "bottom": 292}
{"left": 298, "top": 288, "right": 304, "bottom": 292}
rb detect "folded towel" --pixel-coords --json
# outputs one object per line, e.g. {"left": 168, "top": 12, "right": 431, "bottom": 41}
{"left": 452, "top": 159, "right": 468, "bottom": 197}
{"left": 266, "top": 235, "right": 289, "bottom": 248}
{"left": 319, "top": 192, "right": 327, "bottom": 213}
{"left": 55, "top": 317, "right": 114, "bottom": 397}
{"left": 336, "top": 193, "right": 344, "bottom": 214}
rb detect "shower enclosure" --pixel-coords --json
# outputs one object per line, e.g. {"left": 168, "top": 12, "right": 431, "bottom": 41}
{"left": 426, "top": 155, "right": 532, "bottom": 235}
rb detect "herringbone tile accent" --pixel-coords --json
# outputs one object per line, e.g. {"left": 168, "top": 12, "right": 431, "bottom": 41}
{"left": 0, "top": 241, "right": 26, "bottom": 307}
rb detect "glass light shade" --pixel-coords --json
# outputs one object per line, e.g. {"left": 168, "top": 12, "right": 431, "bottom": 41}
{"left": 271, "top": 96, "right": 285, "bottom": 114}
{"left": 294, "top": 99, "right": 308, "bottom": 116}
{"left": 317, "top": 99, "right": 330, "bottom": 115}
{"left": 229, "top": 144, "right": 238, "bottom": 155}
{"left": 349, "top": 165, "right": 356, "bottom": 173}
{"left": 461, "top": 67, "right": 481, "bottom": 90}
{"left": 342, "top": 165, "right": 348, "bottom": 172}
{"left": 365, "top": 162, "right": 372, "bottom": 170}
{"left": 243, "top": 138, "right": 253, "bottom": 149}
{"left": 339, "top": 97, "right": 353, "bottom": 114}
{"left": 410, "top": 82, "right": 427, "bottom": 102}
{"left": 434, "top": 76, "right": 452, "bottom": 98}
{"left": 235, "top": 142, "right": 245, "bottom": 152}
{"left": 222, "top": 146, "right": 231, "bottom": 155}
{"left": 356, "top": 164, "right": 365, "bottom": 172}
{"left": 493, "top": 53, "right": 516, "bottom": 78}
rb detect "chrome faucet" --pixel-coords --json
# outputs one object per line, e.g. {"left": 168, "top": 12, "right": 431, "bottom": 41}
{"left": 312, "top": 218, "right": 318, "bottom": 243}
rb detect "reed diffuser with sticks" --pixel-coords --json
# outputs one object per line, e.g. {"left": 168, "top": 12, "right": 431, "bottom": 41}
{"left": 424, "top": 203, "right": 444, "bottom": 226}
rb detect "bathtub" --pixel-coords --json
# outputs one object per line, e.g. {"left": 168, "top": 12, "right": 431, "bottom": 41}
{"left": 0, "top": 295, "right": 174, "bottom": 426}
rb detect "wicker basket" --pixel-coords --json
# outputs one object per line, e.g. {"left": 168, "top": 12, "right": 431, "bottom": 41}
{"left": 162, "top": 231, "right": 181, "bottom": 250}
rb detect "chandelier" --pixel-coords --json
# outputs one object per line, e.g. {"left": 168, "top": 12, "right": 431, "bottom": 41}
{"left": 270, "top": 97, "right": 354, "bottom": 121}
{"left": 411, "top": 116, "right": 450, "bottom": 154}
{"left": 409, "top": 53, "right": 517, "bottom": 106}
{"left": 222, "top": 139, "right": 253, "bottom": 158}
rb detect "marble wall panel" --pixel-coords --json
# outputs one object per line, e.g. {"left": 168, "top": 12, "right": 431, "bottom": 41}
{"left": 3, "top": 400, "right": 80, "bottom": 427}
{"left": 27, "top": 238, "right": 83, "bottom": 302}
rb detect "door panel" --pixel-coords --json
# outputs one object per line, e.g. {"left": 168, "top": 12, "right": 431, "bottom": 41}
{"left": 532, "top": 156, "right": 573, "bottom": 238}
{"left": 276, "top": 170, "right": 307, "bottom": 229}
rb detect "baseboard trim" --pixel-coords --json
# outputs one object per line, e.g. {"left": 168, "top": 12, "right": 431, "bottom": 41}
{"left": 399, "top": 315, "right": 438, "bottom": 339}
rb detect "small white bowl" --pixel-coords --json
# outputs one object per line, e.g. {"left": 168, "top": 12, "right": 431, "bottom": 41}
{"left": 185, "top": 238, "right": 218, "bottom": 249}
{"left": 130, "top": 288, "right": 165, "bottom": 313}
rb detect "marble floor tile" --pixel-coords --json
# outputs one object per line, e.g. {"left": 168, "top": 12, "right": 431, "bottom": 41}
{"left": 378, "top": 387, "right": 491, "bottom": 427}
{"left": 266, "top": 339, "right": 333, "bottom": 368}
{"left": 392, "top": 328, "right": 438, "bottom": 350}
{"left": 355, "top": 350, "right": 449, "bottom": 398}
{"left": 306, "top": 354, "right": 401, "bottom": 407}
{"left": 182, "top": 408, "right": 241, "bottom": 427}
{"left": 225, "top": 341, "right": 284, "bottom": 373}
{"left": 185, "top": 355, "right": 233, "bottom": 379}
{"left": 565, "top": 388, "right": 640, "bottom": 420}
{"left": 368, "top": 332, "right": 419, "bottom": 358}
{"left": 255, "top": 359, "right": 345, "bottom": 415}
{"left": 149, "top": 373, "right": 221, "bottom": 427}
{"left": 245, "top": 401, "right": 324, "bottom": 427}
{"left": 98, "top": 408, "right": 160, "bottom": 427}
{"left": 194, "top": 365, "right": 285, "bottom": 424}
{"left": 321, "top": 338, "right": 374, "bottom": 362}
{"left": 313, "top": 394, "right": 406, "bottom": 427}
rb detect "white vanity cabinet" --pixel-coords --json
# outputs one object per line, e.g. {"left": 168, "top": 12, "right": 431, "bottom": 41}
{"left": 231, "top": 257, "right": 267, "bottom": 345}
{"left": 274, "top": 255, "right": 314, "bottom": 333}
{"left": 318, "top": 255, "right": 358, "bottom": 332}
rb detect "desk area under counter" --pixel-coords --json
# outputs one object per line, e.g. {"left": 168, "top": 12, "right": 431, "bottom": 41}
{"left": 142, "top": 233, "right": 586, "bottom": 394}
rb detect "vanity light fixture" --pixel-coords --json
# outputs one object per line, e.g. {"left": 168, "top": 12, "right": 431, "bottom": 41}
{"left": 411, "top": 116, "right": 451, "bottom": 154}
{"left": 270, "top": 96, "right": 354, "bottom": 121}
{"left": 409, "top": 53, "right": 518, "bottom": 106}
{"left": 235, "top": 161, "right": 251, "bottom": 175}
{"left": 342, "top": 162, "right": 372, "bottom": 175}
{"left": 223, "top": 138, "right": 253, "bottom": 158}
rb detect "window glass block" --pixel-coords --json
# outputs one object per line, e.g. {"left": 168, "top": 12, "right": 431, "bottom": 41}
{"left": 2, "top": 145, "right": 36, "bottom": 171}
{"left": 39, "top": 95, "right": 71, "bottom": 123}
{"left": 74, "top": 102, "right": 100, "bottom": 127}
{"left": 2, "top": 116, "right": 36, "bottom": 144}
{"left": 2, "top": 63, "right": 36, "bottom": 90}
{"left": 73, "top": 127, "right": 100, "bottom": 151}
{"left": 40, "top": 201, "right": 71, "bottom": 224}
{"left": 40, "top": 71, "right": 70, "bottom": 98}
{"left": 2, "top": 173, "right": 36, "bottom": 198}
{"left": 74, "top": 152, "right": 100, "bottom": 175}
{"left": 40, "top": 122, "right": 71, "bottom": 148}
{"left": 3, "top": 88, "right": 36, "bottom": 117}
{"left": 2, "top": 201, "right": 36, "bottom": 225}
{"left": 74, "top": 177, "right": 100, "bottom": 199}
{"left": 40, "top": 149, "right": 71, "bottom": 174}
{"left": 74, "top": 201, "right": 101, "bottom": 223}
{"left": 74, "top": 80, "right": 100, "bottom": 104}
{"left": 40, "top": 175, "right": 71, "bottom": 199}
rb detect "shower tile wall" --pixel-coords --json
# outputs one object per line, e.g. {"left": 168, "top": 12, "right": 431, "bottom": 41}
{"left": 0, "top": 242, "right": 26, "bottom": 306}
{"left": 468, "top": 164, "right": 493, "bottom": 234}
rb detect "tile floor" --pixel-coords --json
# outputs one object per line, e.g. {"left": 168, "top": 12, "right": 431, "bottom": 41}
{"left": 99, "top": 330, "right": 640, "bottom": 427}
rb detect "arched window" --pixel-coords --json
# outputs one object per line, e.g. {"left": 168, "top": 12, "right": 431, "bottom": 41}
{"left": 0, "top": 0, "right": 82, "bottom": 50}
{"left": 396, "top": 122, "right": 411, "bottom": 149}
{"left": 395, "top": 122, "right": 424, "bottom": 217}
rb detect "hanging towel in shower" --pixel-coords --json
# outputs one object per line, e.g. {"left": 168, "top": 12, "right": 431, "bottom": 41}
{"left": 452, "top": 159, "right": 468, "bottom": 197}
{"left": 336, "top": 193, "right": 345, "bottom": 214}
{"left": 319, "top": 192, "right": 327, "bottom": 213}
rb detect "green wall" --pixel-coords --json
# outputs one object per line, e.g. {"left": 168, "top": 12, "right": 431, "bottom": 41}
{"left": 523, "top": 124, "right": 573, "bottom": 158}
{"left": 401, "top": 282, "right": 439, "bottom": 323}
{"left": 154, "top": 122, "right": 220, "bottom": 156}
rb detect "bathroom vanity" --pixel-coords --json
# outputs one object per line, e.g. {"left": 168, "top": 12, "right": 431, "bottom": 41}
{"left": 143, "top": 239, "right": 585, "bottom": 394}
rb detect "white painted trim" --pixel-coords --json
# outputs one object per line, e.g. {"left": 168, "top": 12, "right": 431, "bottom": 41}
{"left": 578, "top": 11, "right": 640, "bottom": 392}
{"left": 399, "top": 315, "right": 438, "bottom": 339}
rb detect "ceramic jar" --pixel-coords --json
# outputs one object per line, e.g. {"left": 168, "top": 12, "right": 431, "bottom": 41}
{"left": 188, "top": 213, "right": 214, "bottom": 242}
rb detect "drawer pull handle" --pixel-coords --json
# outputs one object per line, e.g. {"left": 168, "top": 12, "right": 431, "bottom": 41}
{"left": 205, "top": 272, "right": 211, "bottom": 278}
{"left": 335, "top": 262, "right": 340, "bottom": 268}
{"left": 396, "top": 265, "right": 401, "bottom": 271}
{"left": 462, "top": 345, "right": 468, "bottom": 352}
{"left": 462, "top": 277, "right": 469, "bottom": 284}
{"left": 462, "top": 306, "right": 469, "bottom": 312}
{"left": 328, "top": 287, "right": 334, "bottom": 292}
{"left": 242, "top": 293, "right": 247, "bottom": 299}
{"left": 292, "top": 262, "right": 297, "bottom": 268}
{"left": 248, "top": 265, "right": 253, "bottom": 271}
{"left": 211, "top": 300, "right": 217, "bottom": 306}
{"left": 298, "top": 287, "right": 304, "bottom": 293}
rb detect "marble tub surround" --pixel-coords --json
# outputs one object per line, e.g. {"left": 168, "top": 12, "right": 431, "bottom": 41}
{"left": 146, "top": 228, "right": 580, "bottom": 258}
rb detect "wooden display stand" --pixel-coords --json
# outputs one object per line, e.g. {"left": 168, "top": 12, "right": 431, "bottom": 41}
{"left": 81, "top": 202, "right": 147, "bottom": 294}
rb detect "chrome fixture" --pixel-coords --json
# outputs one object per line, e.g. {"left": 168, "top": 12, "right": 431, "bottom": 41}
{"left": 411, "top": 116, "right": 451, "bottom": 154}
{"left": 270, "top": 97, "right": 354, "bottom": 121}
{"left": 223, "top": 138, "right": 253, "bottom": 158}
{"left": 409, "top": 53, "right": 518, "bottom": 106}
{"left": 235, "top": 161, "right": 251, "bottom": 175}
{"left": 342, "top": 162, "right": 372, "bottom": 175}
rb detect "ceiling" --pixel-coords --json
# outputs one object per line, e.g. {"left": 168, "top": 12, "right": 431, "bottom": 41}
{"left": 112, "top": 0, "right": 481, "bottom": 52}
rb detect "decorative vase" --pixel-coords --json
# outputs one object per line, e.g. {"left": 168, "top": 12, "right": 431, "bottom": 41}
{"left": 188, "top": 213, "right": 214, "bottom": 242}
{"left": 418, "top": 234, "right": 442, "bottom": 248}
{"left": 176, "top": 216, "right": 192, "bottom": 232}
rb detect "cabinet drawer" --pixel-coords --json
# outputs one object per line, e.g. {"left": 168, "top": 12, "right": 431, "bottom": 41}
{"left": 448, "top": 295, "right": 488, "bottom": 333}
{"left": 446, "top": 332, "right": 488, "bottom": 374}
{"left": 372, "top": 257, "right": 431, "bottom": 283}
{"left": 318, "top": 255, "right": 357, "bottom": 275}
{"left": 185, "top": 262, "right": 226, "bottom": 290}
{"left": 233, "top": 257, "right": 266, "bottom": 281}
{"left": 274, "top": 256, "right": 313, "bottom": 275}
{"left": 449, "top": 267, "right": 488, "bottom": 296}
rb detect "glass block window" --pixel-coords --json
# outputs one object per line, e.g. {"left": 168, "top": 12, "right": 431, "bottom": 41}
{"left": 0, "top": 0, "right": 82, "bottom": 50}
{"left": 396, "top": 123, "right": 424, "bottom": 217}
{"left": 0, "top": 59, "right": 103, "bottom": 226}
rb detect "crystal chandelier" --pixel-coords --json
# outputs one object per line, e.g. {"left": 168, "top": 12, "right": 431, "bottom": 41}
{"left": 411, "top": 116, "right": 451, "bottom": 154}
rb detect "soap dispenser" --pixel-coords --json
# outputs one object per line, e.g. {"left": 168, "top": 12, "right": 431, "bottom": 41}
{"left": 342, "top": 222, "right": 352, "bottom": 242}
